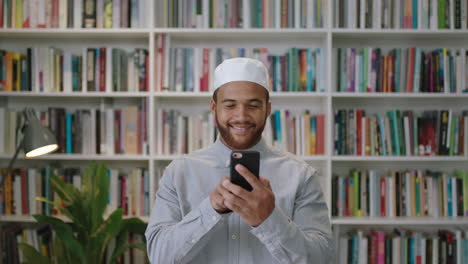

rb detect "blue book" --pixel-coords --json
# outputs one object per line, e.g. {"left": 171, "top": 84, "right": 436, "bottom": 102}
{"left": 107, "top": 170, "right": 111, "bottom": 205}
{"left": 413, "top": 0, "right": 418, "bottom": 29}
{"left": 409, "top": 236, "right": 415, "bottom": 264}
{"left": 66, "top": 113, "right": 73, "bottom": 154}
{"left": 306, "top": 49, "right": 312, "bottom": 92}
{"left": 448, "top": 177, "right": 453, "bottom": 216}
{"left": 352, "top": 235, "right": 359, "bottom": 264}
{"left": 391, "top": 111, "right": 401, "bottom": 156}
{"left": 275, "top": 111, "right": 281, "bottom": 144}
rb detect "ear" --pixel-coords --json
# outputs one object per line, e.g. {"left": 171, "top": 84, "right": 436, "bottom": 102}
{"left": 210, "top": 99, "right": 216, "bottom": 114}
{"left": 266, "top": 101, "right": 271, "bottom": 116}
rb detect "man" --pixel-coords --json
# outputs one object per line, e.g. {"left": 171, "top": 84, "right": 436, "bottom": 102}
{"left": 145, "top": 57, "right": 333, "bottom": 263}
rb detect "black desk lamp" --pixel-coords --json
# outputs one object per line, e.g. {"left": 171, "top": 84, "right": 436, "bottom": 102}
{"left": 0, "top": 108, "right": 58, "bottom": 187}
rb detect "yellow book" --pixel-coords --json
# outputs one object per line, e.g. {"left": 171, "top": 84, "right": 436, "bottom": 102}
{"left": 15, "top": 0, "right": 23, "bottom": 28}
{"left": 310, "top": 117, "right": 316, "bottom": 155}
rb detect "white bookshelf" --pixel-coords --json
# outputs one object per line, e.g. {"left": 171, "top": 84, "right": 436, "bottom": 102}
{"left": 1, "top": 2, "right": 468, "bottom": 263}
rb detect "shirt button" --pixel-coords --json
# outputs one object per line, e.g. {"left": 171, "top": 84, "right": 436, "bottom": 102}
{"left": 231, "top": 234, "right": 237, "bottom": 240}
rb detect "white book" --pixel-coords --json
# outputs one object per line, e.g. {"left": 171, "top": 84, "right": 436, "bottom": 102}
{"left": 375, "top": 0, "right": 382, "bottom": 29}
{"left": 29, "top": 0, "right": 37, "bottom": 28}
{"left": 358, "top": 231, "right": 367, "bottom": 263}
{"left": 339, "top": 236, "right": 348, "bottom": 264}
{"left": 139, "top": 0, "right": 146, "bottom": 27}
{"left": 163, "top": 35, "right": 171, "bottom": 90}
{"left": 156, "top": 109, "right": 163, "bottom": 154}
{"left": 433, "top": 238, "right": 439, "bottom": 263}
{"left": 300, "top": 115, "right": 305, "bottom": 155}
{"left": 450, "top": 0, "right": 455, "bottom": 29}
{"left": 164, "top": 112, "right": 170, "bottom": 154}
{"left": 63, "top": 52, "right": 72, "bottom": 93}
{"left": 280, "top": 110, "right": 287, "bottom": 151}
{"left": 106, "top": 48, "right": 112, "bottom": 92}
{"left": 72, "top": 173, "right": 81, "bottom": 191}
{"left": 96, "top": 0, "right": 104, "bottom": 28}
{"left": 406, "top": 172, "right": 412, "bottom": 216}
{"left": 74, "top": 0, "right": 82, "bottom": 28}
{"left": 28, "top": 169, "right": 37, "bottom": 215}
{"left": 426, "top": 177, "right": 433, "bottom": 216}
{"left": 388, "top": 176, "right": 395, "bottom": 217}
{"left": 404, "top": 116, "right": 411, "bottom": 156}
{"left": 308, "top": 0, "right": 314, "bottom": 28}
{"left": 369, "top": 171, "right": 376, "bottom": 216}
{"left": 349, "top": 0, "right": 357, "bottom": 28}
{"left": 91, "top": 109, "right": 97, "bottom": 154}
{"left": 108, "top": 169, "right": 118, "bottom": 212}
{"left": 243, "top": 0, "right": 250, "bottom": 28}
{"left": 113, "top": 0, "right": 121, "bottom": 28}
{"left": 14, "top": 174, "right": 22, "bottom": 215}
{"left": 176, "top": 115, "right": 184, "bottom": 154}
{"left": 194, "top": 48, "right": 200, "bottom": 92}
{"left": 82, "top": 47, "right": 88, "bottom": 92}
{"left": 105, "top": 109, "right": 114, "bottom": 154}
{"left": 456, "top": 51, "right": 463, "bottom": 93}
{"left": 421, "top": 237, "right": 426, "bottom": 264}
{"left": 355, "top": 52, "right": 361, "bottom": 92}
{"left": 37, "top": 0, "right": 45, "bottom": 27}
{"left": 392, "top": 237, "right": 401, "bottom": 264}
{"left": 418, "top": 0, "right": 423, "bottom": 29}
{"left": 394, "top": 0, "right": 401, "bottom": 29}
{"left": 59, "top": 0, "right": 67, "bottom": 28}
{"left": 99, "top": 104, "right": 107, "bottom": 153}
{"left": 431, "top": 0, "right": 438, "bottom": 29}
{"left": 359, "top": 0, "right": 365, "bottom": 28}
{"left": 444, "top": 49, "right": 450, "bottom": 93}
{"left": 295, "top": 115, "right": 301, "bottom": 155}
{"left": 452, "top": 177, "right": 457, "bottom": 217}
{"left": 128, "top": 53, "right": 135, "bottom": 92}
{"left": 295, "top": 0, "right": 300, "bottom": 28}
{"left": 33, "top": 47, "right": 40, "bottom": 92}
{"left": 455, "top": 230, "right": 462, "bottom": 264}
{"left": 442, "top": 173, "right": 448, "bottom": 217}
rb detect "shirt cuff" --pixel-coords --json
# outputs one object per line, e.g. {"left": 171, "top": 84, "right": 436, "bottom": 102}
{"left": 198, "top": 197, "right": 229, "bottom": 229}
{"left": 250, "top": 206, "right": 291, "bottom": 245}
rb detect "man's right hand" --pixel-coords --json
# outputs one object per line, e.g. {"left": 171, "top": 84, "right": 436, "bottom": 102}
{"left": 209, "top": 176, "right": 232, "bottom": 214}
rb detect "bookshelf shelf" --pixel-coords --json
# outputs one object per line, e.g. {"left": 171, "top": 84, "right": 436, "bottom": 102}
{"left": 0, "top": 92, "right": 149, "bottom": 97}
{"left": 0, "top": 154, "right": 151, "bottom": 161}
{"left": 0, "top": 28, "right": 151, "bottom": 39}
{"left": 153, "top": 155, "right": 328, "bottom": 162}
{"left": 332, "top": 156, "right": 468, "bottom": 162}
{"left": 332, "top": 217, "right": 468, "bottom": 226}
{"left": 154, "top": 92, "right": 329, "bottom": 98}
{"left": 331, "top": 92, "right": 468, "bottom": 98}
{"left": 0, "top": 215, "right": 149, "bottom": 223}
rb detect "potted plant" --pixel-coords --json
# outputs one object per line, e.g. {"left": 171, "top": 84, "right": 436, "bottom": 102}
{"left": 18, "top": 162, "right": 148, "bottom": 264}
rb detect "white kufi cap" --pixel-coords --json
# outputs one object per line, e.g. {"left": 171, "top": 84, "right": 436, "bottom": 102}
{"left": 213, "top": 57, "right": 269, "bottom": 91}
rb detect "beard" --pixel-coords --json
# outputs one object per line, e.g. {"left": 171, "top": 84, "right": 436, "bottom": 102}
{"left": 215, "top": 113, "right": 268, "bottom": 150}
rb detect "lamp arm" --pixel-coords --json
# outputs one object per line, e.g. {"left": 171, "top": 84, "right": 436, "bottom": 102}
{"left": 0, "top": 133, "right": 25, "bottom": 189}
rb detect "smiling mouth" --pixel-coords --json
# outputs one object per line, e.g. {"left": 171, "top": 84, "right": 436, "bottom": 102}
{"left": 229, "top": 124, "right": 255, "bottom": 133}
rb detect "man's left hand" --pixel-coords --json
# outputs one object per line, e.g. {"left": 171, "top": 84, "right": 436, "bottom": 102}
{"left": 221, "top": 164, "right": 275, "bottom": 227}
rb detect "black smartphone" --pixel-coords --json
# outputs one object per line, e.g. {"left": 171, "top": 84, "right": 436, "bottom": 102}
{"left": 230, "top": 150, "right": 260, "bottom": 191}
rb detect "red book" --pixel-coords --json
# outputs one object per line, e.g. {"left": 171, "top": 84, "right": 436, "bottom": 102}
{"left": 370, "top": 230, "right": 378, "bottom": 264}
{"left": 407, "top": 48, "right": 415, "bottom": 92}
{"left": 21, "top": 169, "right": 28, "bottom": 215}
{"left": 380, "top": 177, "right": 386, "bottom": 217}
{"left": 0, "top": 0, "right": 3, "bottom": 28}
{"left": 114, "top": 110, "right": 121, "bottom": 154}
{"left": 377, "top": 231, "right": 385, "bottom": 264}
{"left": 202, "top": 48, "right": 209, "bottom": 91}
{"left": 100, "top": 48, "right": 106, "bottom": 91}
{"left": 356, "top": 110, "right": 364, "bottom": 155}
{"left": 316, "top": 114, "right": 325, "bottom": 155}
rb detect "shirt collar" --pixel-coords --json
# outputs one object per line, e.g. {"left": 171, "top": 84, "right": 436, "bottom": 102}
{"left": 212, "top": 137, "right": 269, "bottom": 167}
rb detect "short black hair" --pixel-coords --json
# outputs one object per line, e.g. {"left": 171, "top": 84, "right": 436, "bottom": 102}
{"left": 212, "top": 88, "right": 270, "bottom": 103}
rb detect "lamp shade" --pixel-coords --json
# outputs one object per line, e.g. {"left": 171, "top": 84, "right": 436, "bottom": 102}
{"left": 22, "top": 108, "right": 58, "bottom": 158}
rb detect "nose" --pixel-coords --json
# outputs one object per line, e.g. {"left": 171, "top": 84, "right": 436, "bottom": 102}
{"left": 234, "top": 105, "right": 249, "bottom": 121}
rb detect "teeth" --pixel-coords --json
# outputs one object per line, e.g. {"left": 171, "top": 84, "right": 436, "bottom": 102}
{"left": 232, "top": 126, "right": 249, "bottom": 131}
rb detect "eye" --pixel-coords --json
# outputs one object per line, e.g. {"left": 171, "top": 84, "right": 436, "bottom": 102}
{"left": 225, "top": 104, "right": 235, "bottom": 108}
{"left": 248, "top": 104, "right": 261, "bottom": 109}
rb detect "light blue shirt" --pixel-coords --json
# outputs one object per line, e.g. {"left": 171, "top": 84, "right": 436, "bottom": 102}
{"left": 145, "top": 138, "right": 334, "bottom": 263}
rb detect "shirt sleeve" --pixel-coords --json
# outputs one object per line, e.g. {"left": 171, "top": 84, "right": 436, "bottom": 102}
{"left": 250, "top": 165, "right": 334, "bottom": 264}
{"left": 145, "top": 159, "right": 228, "bottom": 264}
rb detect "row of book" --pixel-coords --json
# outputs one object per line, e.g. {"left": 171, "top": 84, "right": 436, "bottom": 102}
{"left": 334, "top": 109, "right": 468, "bottom": 156}
{"left": 156, "top": 0, "right": 326, "bottom": 28}
{"left": 155, "top": 109, "right": 217, "bottom": 155}
{"left": 336, "top": 47, "right": 468, "bottom": 93}
{"left": 263, "top": 110, "right": 325, "bottom": 155}
{"left": 332, "top": 169, "right": 468, "bottom": 218}
{"left": 0, "top": 104, "right": 149, "bottom": 155}
{"left": 338, "top": 229, "right": 468, "bottom": 264}
{"left": 335, "top": 0, "right": 468, "bottom": 30}
{"left": 0, "top": 0, "right": 147, "bottom": 29}
{"left": 0, "top": 166, "right": 154, "bottom": 217}
{"left": 0, "top": 47, "right": 149, "bottom": 93}
{"left": 1, "top": 225, "right": 147, "bottom": 264}
{"left": 155, "top": 34, "right": 326, "bottom": 92}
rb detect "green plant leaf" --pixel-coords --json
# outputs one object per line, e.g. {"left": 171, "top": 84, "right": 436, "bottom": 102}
{"left": 93, "top": 209, "right": 123, "bottom": 262}
{"left": 33, "top": 215, "right": 85, "bottom": 262}
{"left": 49, "top": 174, "right": 81, "bottom": 205}
{"left": 18, "top": 243, "right": 52, "bottom": 264}
{"left": 92, "top": 163, "right": 110, "bottom": 227}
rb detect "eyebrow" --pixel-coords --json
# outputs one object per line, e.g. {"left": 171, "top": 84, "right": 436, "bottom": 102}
{"left": 221, "top": 98, "right": 264, "bottom": 104}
